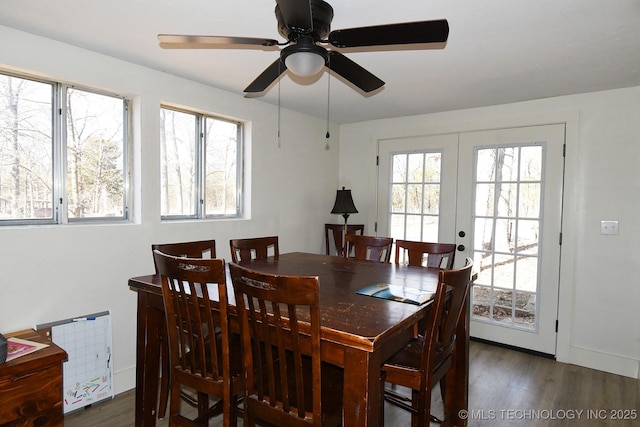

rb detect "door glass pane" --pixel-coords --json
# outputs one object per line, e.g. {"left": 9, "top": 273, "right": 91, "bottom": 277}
{"left": 472, "top": 285, "right": 491, "bottom": 320}
{"left": 513, "top": 291, "right": 536, "bottom": 327}
{"left": 406, "top": 184, "right": 422, "bottom": 213}
{"left": 405, "top": 215, "right": 421, "bottom": 240}
{"left": 390, "top": 213, "right": 405, "bottom": 238}
{"left": 391, "top": 184, "right": 406, "bottom": 213}
{"left": 519, "top": 183, "right": 541, "bottom": 218}
{"left": 520, "top": 146, "right": 542, "bottom": 180}
{"left": 422, "top": 215, "right": 439, "bottom": 242}
{"left": 471, "top": 144, "right": 544, "bottom": 330}
{"left": 423, "top": 184, "right": 440, "bottom": 214}
{"left": 474, "top": 183, "right": 495, "bottom": 217}
{"left": 517, "top": 219, "right": 539, "bottom": 256}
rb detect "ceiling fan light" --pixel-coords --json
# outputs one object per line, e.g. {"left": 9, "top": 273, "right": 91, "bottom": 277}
{"left": 285, "top": 51, "right": 326, "bottom": 77}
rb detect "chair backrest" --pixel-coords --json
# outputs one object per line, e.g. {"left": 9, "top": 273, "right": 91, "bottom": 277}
{"left": 394, "top": 240, "right": 456, "bottom": 269}
{"left": 229, "top": 236, "right": 279, "bottom": 263}
{"left": 229, "top": 263, "right": 322, "bottom": 427}
{"left": 151, "top": 239, "right": 216, "bottom": 272}
{"left": 422, "top": 258, "right": 473, "bottom": 379}
{"left": 153, "top": 250, "right": 232, "bottom": 386}
{"left": 324, "top": 223, "right": 364, "bottom": 256}
{"left": 344, "top": 234, "right": 393, "bottom": 263}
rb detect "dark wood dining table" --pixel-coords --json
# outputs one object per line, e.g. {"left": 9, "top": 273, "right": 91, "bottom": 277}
{"left": 128, "top": 252, "right": 469, "bottom": 426}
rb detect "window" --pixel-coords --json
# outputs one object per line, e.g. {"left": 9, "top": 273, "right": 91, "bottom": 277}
{"left": 0, "top": 71, "right": 130, "bottom": 225}
{"left": 160, "top": 106, "right": 242, "bottom": 219}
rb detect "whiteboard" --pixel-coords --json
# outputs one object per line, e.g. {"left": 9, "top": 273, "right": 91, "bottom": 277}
{"left": 36, "top": 311, "right": 114, "bottom": 413}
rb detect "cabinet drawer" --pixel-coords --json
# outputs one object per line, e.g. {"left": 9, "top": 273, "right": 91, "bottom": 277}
{"left": 0, "top": 364, "right": 63, "bottom": 426}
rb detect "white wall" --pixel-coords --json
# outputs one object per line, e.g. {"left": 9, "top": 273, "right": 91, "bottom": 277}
{"left": 0, "top": 25, "right": 340, "bottom": 393}
{"left": 2, "top": 23, "right": 638, "bottom": 398}
{"left": 339, "top": 86, "right": 640, "bottom": 378}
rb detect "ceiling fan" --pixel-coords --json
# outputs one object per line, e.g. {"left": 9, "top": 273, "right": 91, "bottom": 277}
{"left": 158, "top": 0, "right": 449, "bottom": 95}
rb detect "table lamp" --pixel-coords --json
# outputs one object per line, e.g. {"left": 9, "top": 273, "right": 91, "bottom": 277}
{"left": 331, "top": 187, "right": 359, "bottom": 253}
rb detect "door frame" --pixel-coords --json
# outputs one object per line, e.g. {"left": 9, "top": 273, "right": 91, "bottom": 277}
{"left": 372, "top": 111, "right": 579, "bottom": 364}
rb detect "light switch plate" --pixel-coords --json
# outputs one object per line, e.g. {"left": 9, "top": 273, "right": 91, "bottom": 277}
{"left": 600, "top": 220, "right": 619, "bottom": 235}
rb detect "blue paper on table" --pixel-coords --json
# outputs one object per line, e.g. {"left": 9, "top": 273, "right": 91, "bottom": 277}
{"left": 356, "top": 283, "right": 434, "bottom": 305}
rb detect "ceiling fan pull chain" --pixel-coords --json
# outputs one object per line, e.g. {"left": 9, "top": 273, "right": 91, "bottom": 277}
{"left": 278, "top": 60, "right": 282, "bottom": 148}
{"left": 325, "top": 59, "right": 331, "bottom": 145}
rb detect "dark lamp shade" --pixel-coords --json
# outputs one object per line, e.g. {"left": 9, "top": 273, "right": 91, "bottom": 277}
{"left": 331, "top": 187, "right": 358, "bottom": 215}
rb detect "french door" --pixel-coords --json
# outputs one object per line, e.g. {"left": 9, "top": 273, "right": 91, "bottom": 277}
{"left": 377, "top": 124, "right": 565, "bottom": 354}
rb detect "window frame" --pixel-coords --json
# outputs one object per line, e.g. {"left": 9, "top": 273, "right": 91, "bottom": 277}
{"left": 0, "top": 69, "right": 131, "bottom": 226}
{"left": 160, "top": 105, "right": 243, "bottom": 221}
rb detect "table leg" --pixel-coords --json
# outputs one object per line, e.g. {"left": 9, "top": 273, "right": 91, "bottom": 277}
{"left": 342, "top": 348, "right": 384, "bottom": 427}
{"left": 449, "top": 293, "right": 470, "bottom": 426}
{"left": 135, "top": 292, "right": 163, "bottom": 426}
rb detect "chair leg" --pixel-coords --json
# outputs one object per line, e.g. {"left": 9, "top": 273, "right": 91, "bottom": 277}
{"left": 413, "top": 387, "right": 433, "bottom": 427}
{"left": 193, "top": 392, "right": 209, "bottom": 426}
{"left": 223, "top": 395, "right": 239, "bottom": 427}
{"left": 168, "top": 378, "right": 182, "bottom": 425}
{"left": 158, "top": 337, "right": 170, "bottom": 418}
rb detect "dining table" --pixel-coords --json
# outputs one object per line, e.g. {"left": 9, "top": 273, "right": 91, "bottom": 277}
{"left": 128, "top": 252, "right": 470, "bottom": 427}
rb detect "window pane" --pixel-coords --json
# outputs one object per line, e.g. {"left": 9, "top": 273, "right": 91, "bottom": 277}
{"left": 0, "top": 75, "right": 54, "bottom": 221}
{"left": 160, "top": 109, "right": 196, "bottom": 216}
{"left": 66, "top": 88, "right": 125, "bottom": 219}
{"left": 204, "top": 117, "right": 238, "bottom": 216}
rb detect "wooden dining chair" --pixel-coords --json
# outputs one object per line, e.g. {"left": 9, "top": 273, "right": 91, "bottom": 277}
{"left": 394, "top": 239, "right": 456, "bottom": 269}
{"left": 344, "top": 234, "right": 393, "bottom": 263}
{"left": 153, "top": 251, "right": 244, "bottom": 427}
{"left": 229, "top": 236, "right": 279, "bottom": 263}
{"left": 151, "top": 239, "right": 217, "bottom": 417}
{"left": 228, "top": 263, "right": 344, "bottom": 427}
{"left": 381, "top": 258, "right": 473, "bottom": 427}
{"left": 324, "top": 223, "right": 364, "bottom": 256}
{"left": 152, "top": 239, "right": 216, "bottom": 262}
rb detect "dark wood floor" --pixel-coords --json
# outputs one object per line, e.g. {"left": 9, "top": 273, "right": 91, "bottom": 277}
{"left": 64, "top": 341, "right": 639, "bottom": 426}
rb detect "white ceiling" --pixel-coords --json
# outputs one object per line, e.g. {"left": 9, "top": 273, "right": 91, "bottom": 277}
{"left": 1, "top": 0, "right": 639, "bottom": 124}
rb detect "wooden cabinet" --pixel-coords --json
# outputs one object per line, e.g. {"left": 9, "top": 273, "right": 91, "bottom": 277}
{"left": 0, "top": 329, "right": 67, "bottom": 426}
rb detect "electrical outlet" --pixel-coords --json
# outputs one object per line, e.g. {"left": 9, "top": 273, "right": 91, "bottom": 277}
{"left": 600, "top": 220, "right": 619, "bottom": 235}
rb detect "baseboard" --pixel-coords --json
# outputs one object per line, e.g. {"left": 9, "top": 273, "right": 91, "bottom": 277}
{"left": 471, "top": 337, "right": 639, "bottom": 378}
{"left": 567, "top": 345, "right": 639, "bottom": 379}
{"left": 470, "top": 337, "right": 555, "bottom": 360}
{"left": 113, "top": 366, "right": 137, "bottom": 395}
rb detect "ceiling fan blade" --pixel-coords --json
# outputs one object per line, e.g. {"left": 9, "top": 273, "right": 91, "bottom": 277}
{"left": 327, "top": 51, "right": 384, "bottom": 93}
{"left": 158, "top": 34, "right": 279, "bottom": 49}
{"left": 275, "top": 0, "right": 313, "bottom": 32}
{"left": 244, "top": 59, "right": 287, "bottom": 93}
{"left": 328, "top": 19, "right": 449, "bottom": 48}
